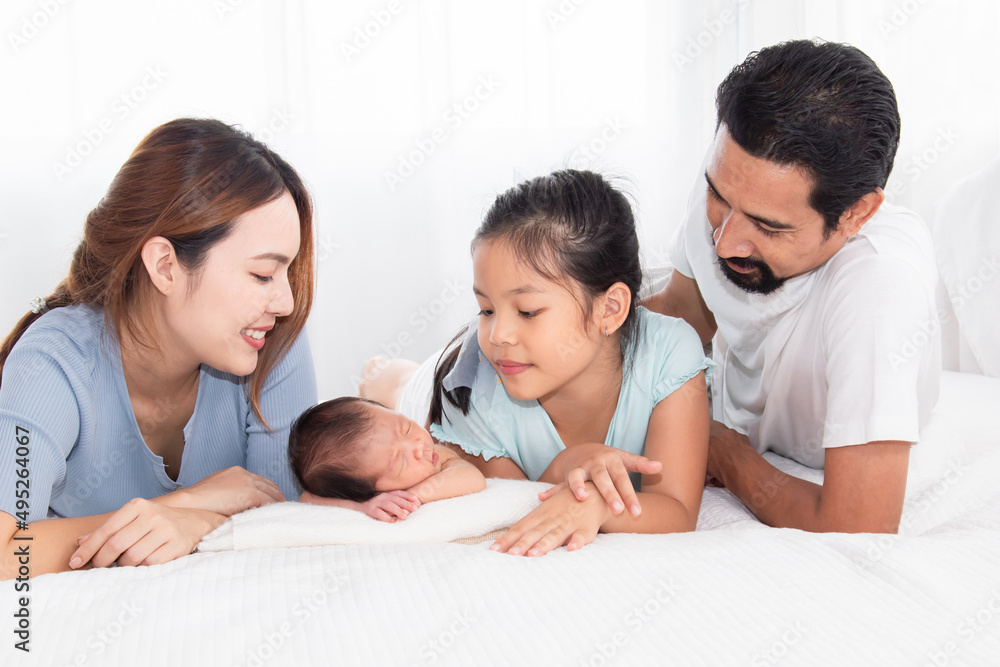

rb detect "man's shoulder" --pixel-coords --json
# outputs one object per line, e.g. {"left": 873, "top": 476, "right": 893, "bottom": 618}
{"left": 819, "top": 202, "right": 937, "bottom": 295}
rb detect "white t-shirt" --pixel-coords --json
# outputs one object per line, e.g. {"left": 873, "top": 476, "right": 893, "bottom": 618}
{"left": 671, "top": 173, "right": 941, "bottom": 468}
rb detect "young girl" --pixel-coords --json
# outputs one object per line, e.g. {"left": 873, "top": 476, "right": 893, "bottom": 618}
{"left": 289, "top": 397, "right": 485, "bottom": 522}
{"left": 365, "top": 169, "right": 713, "bottom": 556}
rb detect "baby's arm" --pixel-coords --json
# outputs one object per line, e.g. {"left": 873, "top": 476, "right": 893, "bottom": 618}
{"left": 407, "top": 446, "right": 487, "bottom": 503}
{"left": 299, "top": 490, "right": 421, "bottom": 522}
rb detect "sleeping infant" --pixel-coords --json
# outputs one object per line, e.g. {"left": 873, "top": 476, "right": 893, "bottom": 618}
{"left": 288, "top": 397, "right": 486, "bottom": 522}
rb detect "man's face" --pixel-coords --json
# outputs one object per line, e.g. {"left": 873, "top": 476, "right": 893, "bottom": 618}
{"left": 705, "top": 126, "right": 851, "bottom": 294}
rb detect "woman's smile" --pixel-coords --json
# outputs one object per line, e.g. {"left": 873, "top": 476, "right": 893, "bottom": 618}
{"left": 240, "top": 325, "right": 272, "bottom": 350}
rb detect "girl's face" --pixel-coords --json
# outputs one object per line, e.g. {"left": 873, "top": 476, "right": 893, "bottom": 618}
{"left": 472, "top": 239, "right": 607, "bottom": 403}
{"left": 358, "top": 405, "right": 442, "bottom": 491}
{"left": 165, "top": 191, "right": 301, "bottom": 376}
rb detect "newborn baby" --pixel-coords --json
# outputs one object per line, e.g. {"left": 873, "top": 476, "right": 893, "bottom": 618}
{"left": 289, "top": 397, "right": 486, "bottom": 521}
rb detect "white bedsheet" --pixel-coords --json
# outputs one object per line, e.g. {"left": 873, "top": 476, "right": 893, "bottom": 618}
{"left": 4, "top": 372, "right": 999, "bottom": 666}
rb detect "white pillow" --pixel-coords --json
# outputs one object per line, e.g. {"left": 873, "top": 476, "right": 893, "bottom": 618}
{"left": 932, "top": 154, "right": 1000, "bottom": 377}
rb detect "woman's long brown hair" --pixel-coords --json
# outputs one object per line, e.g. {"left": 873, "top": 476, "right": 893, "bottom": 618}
{"left": 0, "top": 118, "right": 315, "bottom": 428}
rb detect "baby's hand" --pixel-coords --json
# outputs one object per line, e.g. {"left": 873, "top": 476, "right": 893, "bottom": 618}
{"left": 361, "top": 490, "right": 422, "bottom": 522}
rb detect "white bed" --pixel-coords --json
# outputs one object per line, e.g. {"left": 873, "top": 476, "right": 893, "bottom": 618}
{"left": 4, "top": 370, "right": 998, "bottom": 667}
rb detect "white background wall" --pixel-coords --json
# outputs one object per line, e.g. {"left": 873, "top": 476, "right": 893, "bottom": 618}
{"left": 1, "top": 0, "right": 997, "bottom": 400}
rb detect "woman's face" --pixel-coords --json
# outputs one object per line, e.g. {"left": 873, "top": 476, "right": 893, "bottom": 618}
{"left": 165, "top": 191, "right": 301, "bottom": 376}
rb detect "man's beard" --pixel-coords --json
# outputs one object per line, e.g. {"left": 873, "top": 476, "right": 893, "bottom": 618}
{"left": 716, "top": 255, "right": 787, "bottom": 295}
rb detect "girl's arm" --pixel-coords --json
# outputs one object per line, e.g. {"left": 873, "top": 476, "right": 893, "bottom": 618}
{"left": 491, "top": 372, "right": 709, "bottom": 555}
{"left": 603, "top": 371, "right": 709, "bottom": 533}
{"left": 407, "top": 453, "right": 487, "bottom": 503}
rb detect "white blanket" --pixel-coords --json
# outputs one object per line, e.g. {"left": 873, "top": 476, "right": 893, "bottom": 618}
{"left": 197, "top": 479, "right": 550, "bottom": 551}
{"left": 5, "top": 372, "right": 999, "bottom": 667}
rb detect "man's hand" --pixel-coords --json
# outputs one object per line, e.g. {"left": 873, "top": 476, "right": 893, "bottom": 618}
{"left": 705, "top": 419, "right": 911, "bottom": 533}
{"left": 706, "top": 420, "right": 756, "bottom": 487}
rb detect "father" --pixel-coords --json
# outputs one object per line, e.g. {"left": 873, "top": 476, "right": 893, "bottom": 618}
{"left": 644, "top": 40, "right": 940, "bottom": 533}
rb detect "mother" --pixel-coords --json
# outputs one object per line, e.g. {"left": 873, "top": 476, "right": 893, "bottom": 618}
{"left": 0, "top": 118, "right": 315, "bottom": 577}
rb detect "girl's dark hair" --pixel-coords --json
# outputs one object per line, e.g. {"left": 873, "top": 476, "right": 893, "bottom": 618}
{"left": 0, "top": 118, "right": 315, "bottom": 428}
{"left": 716, "top": 39, "right": 900, "bottom": 236}
{"left": 288, "top": 396, "right": 383, "bottom": 502}
{"left": 429, "top": 169, "right": 642, "bottom": 425}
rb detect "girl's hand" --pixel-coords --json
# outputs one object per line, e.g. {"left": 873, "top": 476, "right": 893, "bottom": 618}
{"left": 70, "top": 498, "right": 226, "bottom": 569}
{"left": 299, "top": 490, "right": 422, "bottom": 522}
{"left": 360, "top": 491, "right": 422, "bottom": 522}
{"left": 492, "top": 482, "right": 611, "bottom": 557}
{"left": 539, "top": 444, "right": 662, "bottom": 517}
{"left": 163, "top": 466, "right": 285, "bottom": 517}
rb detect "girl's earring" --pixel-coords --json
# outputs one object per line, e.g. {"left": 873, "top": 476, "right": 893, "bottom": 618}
{"left": 605, "top": 326, "right": 609, "bottom": 337}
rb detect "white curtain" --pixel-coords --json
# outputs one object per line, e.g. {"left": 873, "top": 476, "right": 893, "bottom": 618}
{"left": 1, "top": 0, "right": 997, "bottom": 399}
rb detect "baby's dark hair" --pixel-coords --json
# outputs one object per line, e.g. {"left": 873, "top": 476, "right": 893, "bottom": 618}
{"left": 429, "top": 169, "right": 642, "bottom": 425}
{"left": 288, "top": 396, "right": 384, "bottom": 502}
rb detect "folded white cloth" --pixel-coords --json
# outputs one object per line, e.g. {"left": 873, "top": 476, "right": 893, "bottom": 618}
{"left": 197, "top": 478, "right": 550, "bottom": 552}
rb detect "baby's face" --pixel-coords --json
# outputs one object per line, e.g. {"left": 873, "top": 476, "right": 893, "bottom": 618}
{"left": 358, "top": 405, "right": 442, "bottom": 491}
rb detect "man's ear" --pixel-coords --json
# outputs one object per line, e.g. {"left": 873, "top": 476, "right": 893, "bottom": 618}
{"left": 141, "top": 237, "right": 180, "bottom": 296}
{"left": 838, "top": 188, "right": 885, "bottom": 238}
{"left": 599, "top": 282, "right": 632, "bottom": 336}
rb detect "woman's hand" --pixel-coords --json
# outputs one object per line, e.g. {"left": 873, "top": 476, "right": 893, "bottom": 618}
{"left": 299, "top": 490, "right": 421, "bottom": 522}
{"left": 538, "top": 444, "right": 661, "bottom": 517}
{"left": 162, "top": 466, "right": 285, "bottom": 516}
{"left": 69, "top": 498, "right": 226, "bottom": 569}
{"left": 491, "top": 482, "right": 611, "bottom": 557}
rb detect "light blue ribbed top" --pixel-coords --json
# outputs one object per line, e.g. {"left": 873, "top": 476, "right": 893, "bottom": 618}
{"left": 431, "top": 308, "right": 714, "bottom": 480}
{"left": 0, "top": 304, "right": 316, "bottom": 522}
